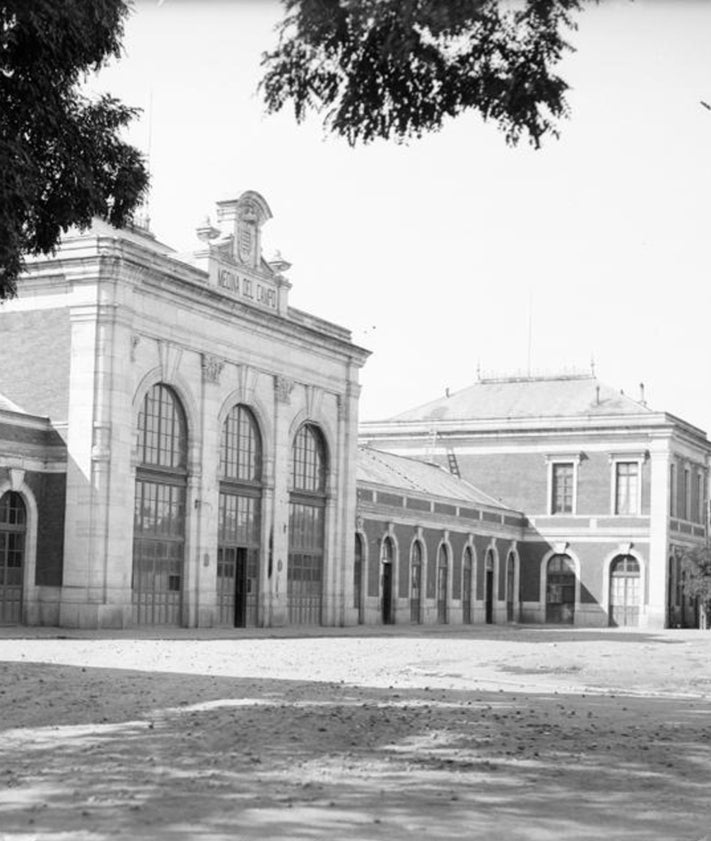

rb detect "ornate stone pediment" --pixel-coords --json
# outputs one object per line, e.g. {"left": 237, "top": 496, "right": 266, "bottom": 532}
{"left": 216, "top": 191, "right": 272, "bottom": 270}
{"left": 193, "top": 191, "right": 290, "bottom": 315}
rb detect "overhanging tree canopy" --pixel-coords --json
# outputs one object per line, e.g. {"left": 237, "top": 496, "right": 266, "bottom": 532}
{"left": 0, "top": 0, "right": 148, "bottom": 300}
{"left": 261, "top": 0, "right": 584, "bottom": 147}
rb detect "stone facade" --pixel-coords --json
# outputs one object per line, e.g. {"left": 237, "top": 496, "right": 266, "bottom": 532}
{"left": 0, "top": 191, "right": 368, "bottom": 629}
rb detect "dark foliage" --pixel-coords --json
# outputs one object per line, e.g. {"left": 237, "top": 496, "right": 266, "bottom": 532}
{"left": 261, "top": 0, "right": 584, "bottom": 148}
{"left": 681, "top": 546, "right": 711, "bottom": 613}
{"left": 0, "top": 0, "right": 148, "bottom": 300}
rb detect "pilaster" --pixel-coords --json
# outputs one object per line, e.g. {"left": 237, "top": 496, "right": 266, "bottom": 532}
{"left": 646, "top": 444, "right": 671, "bottom": 628}
{"left": 269, "top": 375, "right": 293, "bottom": 626}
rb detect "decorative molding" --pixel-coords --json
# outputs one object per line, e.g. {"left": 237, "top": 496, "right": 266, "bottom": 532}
{"left": 305, "top": 385, "right": 324, "bottom": 418}
{"left": 130, "top": 334, "right": 140, "bottom": 362}
{"left": 8, "top": 468, "right": 25, "bottom": 491}
{"left": 544, "top": 452, "right": 586, "bottom": 465}
{"left": 553, "top": 541, "right": 570, "bottom": 554}
{"left": 158, "top": 340, "right": 182, "bottom": 382}
{"left": 274, "top": 375, "right": 294, "bottom": 404}
{"left": 619, "top": 542, "right": 634, "bottom": 554}
{"left": 236, "top": 364, "right": 258, "bottom": 403}
{"left": 355, "top": 515, "right": 364, "bottom": 532}
{"left": 608, "top": 451, "right": 649, "bottom": 464}
{"left": 201, "top": 354, "right": 225, "bottom": 385}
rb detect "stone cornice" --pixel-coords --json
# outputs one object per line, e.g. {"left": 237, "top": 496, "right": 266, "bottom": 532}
{"left": 360, "top": 412, "right": 709, "bottom": 444}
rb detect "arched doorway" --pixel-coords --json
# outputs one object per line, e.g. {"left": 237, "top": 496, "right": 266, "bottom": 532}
{"left": 0, "top": 492, "right": 26, "bottom": 625}
{"left": 462, "top": 546, "right": 473, "bottom": 624}
{"left": 485, "top": 549, "right": 494, "bottom": 624}
{"left": 546, "top": 554, "right": 576, "bottom": 624}
{"left": 437, "top": 544, "right": 449, "bottom": 624}
{"left": 288, "top": 423, "right": 328, "bottom": 625}
{"left": 217, "top": 404, "right": 263, "bottom": 627}
{"left": 133, "top": 384, "right": 188, "bottom": 625}
{"left": 381, "top": 536, "right": 394, "bottom": 624}
{"left": 609, "top": 555, "right": 641, "bottom": 627}
{"left": 410, "top": 540, "right": 423, "bottom": 623}
{"left": 506, "top": 552, "right": 516, "bottom": 622}
{"left": 354, "top": 533, "right": 364, "bottom": 624}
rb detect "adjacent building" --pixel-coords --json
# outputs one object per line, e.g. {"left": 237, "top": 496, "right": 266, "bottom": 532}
{"left": 360, "top": 373, "right": 711, "bottom": 629}
{"left": 354, "top": 445, "right": 524, "bottom": 627}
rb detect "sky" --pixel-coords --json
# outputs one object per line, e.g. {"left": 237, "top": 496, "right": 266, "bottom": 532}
{"left": 89, "top": 0, "right": 711, "bottom": 429}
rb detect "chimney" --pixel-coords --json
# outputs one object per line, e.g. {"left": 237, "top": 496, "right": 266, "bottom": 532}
{"left": 445, "top": 387, "right": 450, "bottom": 398}
{"left": 595, "top": 385, "right": 600, "bottom": 405}
{"left": 639, "top": 382, "right": 646, "bottom": 406}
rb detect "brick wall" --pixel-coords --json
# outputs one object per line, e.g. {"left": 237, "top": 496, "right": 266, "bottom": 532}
{"left": 0, "top": 309, "right": 71, "bottom": 421}
{"left": 25, "top": 471, "right": 66, "bottom": 586}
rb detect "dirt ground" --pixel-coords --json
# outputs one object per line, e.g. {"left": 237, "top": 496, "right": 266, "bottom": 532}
{"left": 0, "top": 625, "right": 710, "bottom": 841}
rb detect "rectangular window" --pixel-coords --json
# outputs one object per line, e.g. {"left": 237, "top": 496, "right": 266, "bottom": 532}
{"left": 551, "top": 463, "right": 574, "bottom": 514}
{"left": 692, "top": 472, "right": 702, "bottom": 524}
{"left": 670, "top": 463, "right": 676, "bottom": 517}
{"left": 683, "top": 468, "right": 691, "bottom": 521}
{"left": 615, "top": 462, "right": 639, "bottom": 515}
{"left": 701, "top": 473, "right": 707, "bottom": 526}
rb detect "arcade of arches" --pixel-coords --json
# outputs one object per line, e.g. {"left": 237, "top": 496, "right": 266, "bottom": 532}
{"left": 131, "top": 383, "right": 331, "bottom": 628}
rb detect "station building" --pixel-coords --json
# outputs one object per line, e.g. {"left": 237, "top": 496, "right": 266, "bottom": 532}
{"left": 1, "top": 192, "right": 708, "bottom": 630}
{"left": 360, "top": 374, "right": 711, "bottom": 629}
{"left": 0, "top": 191, "right": 370, "bottom": 629}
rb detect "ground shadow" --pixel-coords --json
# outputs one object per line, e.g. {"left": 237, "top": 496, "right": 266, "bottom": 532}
{"left": 1, "top": 661, "right": 710, "bottom": 840}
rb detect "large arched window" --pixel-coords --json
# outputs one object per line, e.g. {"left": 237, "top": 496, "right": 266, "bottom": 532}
{"left": 288, "top": 424, "right": 328, "bottom": 624}
{"left": 133, "top": 384, "right": 188, "bottom": 625}
{"left": 291, "top": 424, "right": 327, "bottom": 493}
{"left": 137, "top": 383, "right": 187, "bottom": 470}
{"left": 0, "top": 492, "right": 26, "bottom": 625}
{"left": 217, "top": 405, "right": 263, "bottom": 627}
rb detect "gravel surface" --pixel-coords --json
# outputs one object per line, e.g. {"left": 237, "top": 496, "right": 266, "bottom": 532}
{"left": 0, "top": 625, "right": 709, "bottom": 840}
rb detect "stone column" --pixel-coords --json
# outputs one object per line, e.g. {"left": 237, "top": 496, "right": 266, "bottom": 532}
{"left": 338, "top": 375, "right": 362, "bottom": 627}
{"left": 647, "top": 443, "right": 671, "bottom": 629}
{"left": 269, "top": 375, "right": 294, "bottom": 626}
{"left": 192, "top": 353, "right": 223, "bottom": 627}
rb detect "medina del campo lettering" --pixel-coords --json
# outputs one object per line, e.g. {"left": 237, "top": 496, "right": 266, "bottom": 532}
{"left": 218, "top": 267, "right": 277, "bottom": 310}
